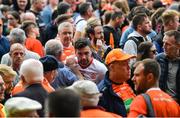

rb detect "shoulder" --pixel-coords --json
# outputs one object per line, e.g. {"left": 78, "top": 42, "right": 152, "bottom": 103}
{"left": 128, "top": 94, "right": 147, "bottom": 117}
{"left": 25, "top": 50, "right": 40, "bottom": 59}
{"left": 92, "top": 59, "right": 107, "bottom": 71}
{"left": 155, "top": 53, "right": 166, "bottom": 61}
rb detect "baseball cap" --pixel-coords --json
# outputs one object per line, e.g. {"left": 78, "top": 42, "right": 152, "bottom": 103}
{"left": 105, "top": 48, "right": 136, "bottom": 65}
{"left": 39, "top": 55, "right": 60, "bottom": 72}
{"left": 67, "top": 80, "right": 100, "bottom": 95}
{"left": 4, "top": 97, "right": 42, "bottom": 115}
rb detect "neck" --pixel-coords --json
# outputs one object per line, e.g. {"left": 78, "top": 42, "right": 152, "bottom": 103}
{"left": 31, "top": 7, "right": 39, "bottom": 13}
{"left": 81, "top": 15, "right": 89, "bottom": 20}
{"left": 164, "top": 26, "right": 172, "bottom": 32}
{"left": 27, "top": 33, "right": 36, "bottom": 39}
{"left": 137, "top": 30, "right": 147, "bottom": 38}
{"left": 12, "top": 64, "right": 20, "bottom": 72}
{"left": 109, "top": 73, "right": 124, "bottom": 84}
{"left": 108, "top": 21, "right": 115, "bottom": 28}
{"left": 50, "top": 3, "right": 57, "bottom": 10}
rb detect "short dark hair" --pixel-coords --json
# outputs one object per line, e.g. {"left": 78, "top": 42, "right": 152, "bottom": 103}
{"left": 164, "top": 30, "right": 180, "bottom": 44}
{"left": 8, "top": 11, "right": 21, "bottom": 23}
{"left": 79, "top": 2, "right": 92, "bottom": 16}
{"left": 137, "top": 42, "right": 154, "bottom": 61}
{"left": 132, "top": 13, "right": 148, "bottom": 30}
{"left": 55, "top": 14, "right": 73, "bottom": 25}
{"left": 47, "top": 88, "right": 80, "bottom": 117}
{"left": 128, "top": 6, "right": 151, "bottom": 21}
{"left": 75, "top": 38, "right": 91, "bottom": 49}
{"left": 111, "top": 11, "right": 123, "bottom": 20}
{"left": 57, "top": 2, "right": 71, "bottom": 15}
{"left": 140, "top": 59, "right": 160, "bottom": 80}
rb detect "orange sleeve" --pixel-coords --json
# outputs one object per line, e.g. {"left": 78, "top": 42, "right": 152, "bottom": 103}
{"left": 128, "top": 95, "right": 147, "bottom": 117}
{"left": 32, "top": 40, "right": 44, "bottom": 57}
{"left": 11, "top": 80, "right": 25, "bottom": 96}
{"left": 25, "top": 38, "right": 44, "bottom": 57}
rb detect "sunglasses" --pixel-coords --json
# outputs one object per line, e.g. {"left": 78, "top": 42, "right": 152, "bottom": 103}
{"left": 151, "top": 50, "right": 157, "bottom": 54}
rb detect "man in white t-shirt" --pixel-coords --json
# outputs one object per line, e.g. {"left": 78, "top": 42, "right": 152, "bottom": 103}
{"left": 74, "top": 2, "right": 94, "bottom": 41}
{"left": 66, "top": 38, "right": 107, "bottom": 84}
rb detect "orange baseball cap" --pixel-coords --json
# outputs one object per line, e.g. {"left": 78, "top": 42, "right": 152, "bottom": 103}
{"left": 105, "top": 48, "right": 136, "bottom": 65}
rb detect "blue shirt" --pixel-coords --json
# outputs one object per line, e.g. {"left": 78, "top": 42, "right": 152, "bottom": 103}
{"left": 0, "top": 36, "right": 10, "bottom": 61}
{"left": 41, "top": 5, "right": 52, "bottom": 24}
{"left": 51, "top": 63, "right": 78, "bottom": 89}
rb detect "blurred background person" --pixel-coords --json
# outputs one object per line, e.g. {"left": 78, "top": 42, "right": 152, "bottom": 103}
{"left": 21, "top": 21, "right": 44, "bottom": 57}
{"left": 0, "top": 64, "right": 17, "bottom": 103}
{"left": 7, "top": 11, "right": 21, "bottom": 32}
{"left": 45, "top": 88, "right": 80, "bottom": 117}
{"left": 0, "top": 18, "right": 10, "bottom": 62}
{"left": 0, "top": 75, "right": 5, "bottom": 117}
{"left": 137, "top": 42, "right": 157, "bottom": 61}
{"left": 11, "top": 0, "right": 31, "bottom": 15}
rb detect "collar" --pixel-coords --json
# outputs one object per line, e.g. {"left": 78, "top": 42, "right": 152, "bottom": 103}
{"left": 147, "top": 87, "right": 161, "bottom": 92}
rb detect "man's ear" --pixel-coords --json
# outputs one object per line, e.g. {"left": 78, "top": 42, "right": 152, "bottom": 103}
{"left": 137, "top": 24, "right": 142, "bottom": 31}
{"left": 146, "top": 73, "right": 154, "bottom": 83}
{"left": 9, "top": 52, "right": 12, "bottom": 57}
{"left": 20, "top": 75, "right": 25, "bottom": 83}
{"left": 89, "top": 33, "right": 94, "bottom": 39}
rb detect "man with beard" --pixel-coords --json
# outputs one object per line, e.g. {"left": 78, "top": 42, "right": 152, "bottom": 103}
{"left": 123, "top": 13, "right": 152, "bottom": 66}
{"left": 85, "top": 18, "right": 107, "bottom": 61}
{"left": 67, "top": 38, "right": 107, "bottom": 84}
{"left": 129, "top": 59, "right": 180, "bottom": 117}
{"left": 155, "top": 30, "right": 180, "bottom": 104}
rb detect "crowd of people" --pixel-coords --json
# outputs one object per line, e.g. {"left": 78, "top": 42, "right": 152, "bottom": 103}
{"left": 0, "top": 0, "right": 179, "bottom": 117}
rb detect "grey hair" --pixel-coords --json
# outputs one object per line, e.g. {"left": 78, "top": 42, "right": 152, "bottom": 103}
{"left": 9, "top": 28, "right": 26, "bottom": 44}
{"left": 19, "top": 59, "right": 44, "bottom": 84}
{"left": 45, "top": 39, "right": 63, "bottom": 57}
{"left": 58, "top": 22, "right": 73, "bottom": 33}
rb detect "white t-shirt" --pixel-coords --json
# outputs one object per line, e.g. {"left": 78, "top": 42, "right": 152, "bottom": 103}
{"left": 78, "top": 59, "right": 107, "bottom": 84}
{"left": 74, "top": 15, "right": 87, "bottom": 32}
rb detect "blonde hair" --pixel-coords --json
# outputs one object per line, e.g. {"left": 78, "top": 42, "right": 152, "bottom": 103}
{"left": 162, "top": 10, "right": 180, "bottom": 25}
{"left": 0, "top": 64, "right": 17, "bottom": 77}
{"left": 113, "top": 0, "right": 130, "bottom": 15}
{"left": 83, "top": 17, "right": 101, "bottom": 37}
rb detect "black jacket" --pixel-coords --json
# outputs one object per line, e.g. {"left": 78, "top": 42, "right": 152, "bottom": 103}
{"left": 13, "top": 84, "right": 49, "bottom": 117}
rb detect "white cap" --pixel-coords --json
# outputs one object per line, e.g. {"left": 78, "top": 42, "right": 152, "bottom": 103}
{"left": 67, "top": 80, "right": 100, "bottom": 95}
{"left": 5, "top": 97, "right": 42, "bottom": 115}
